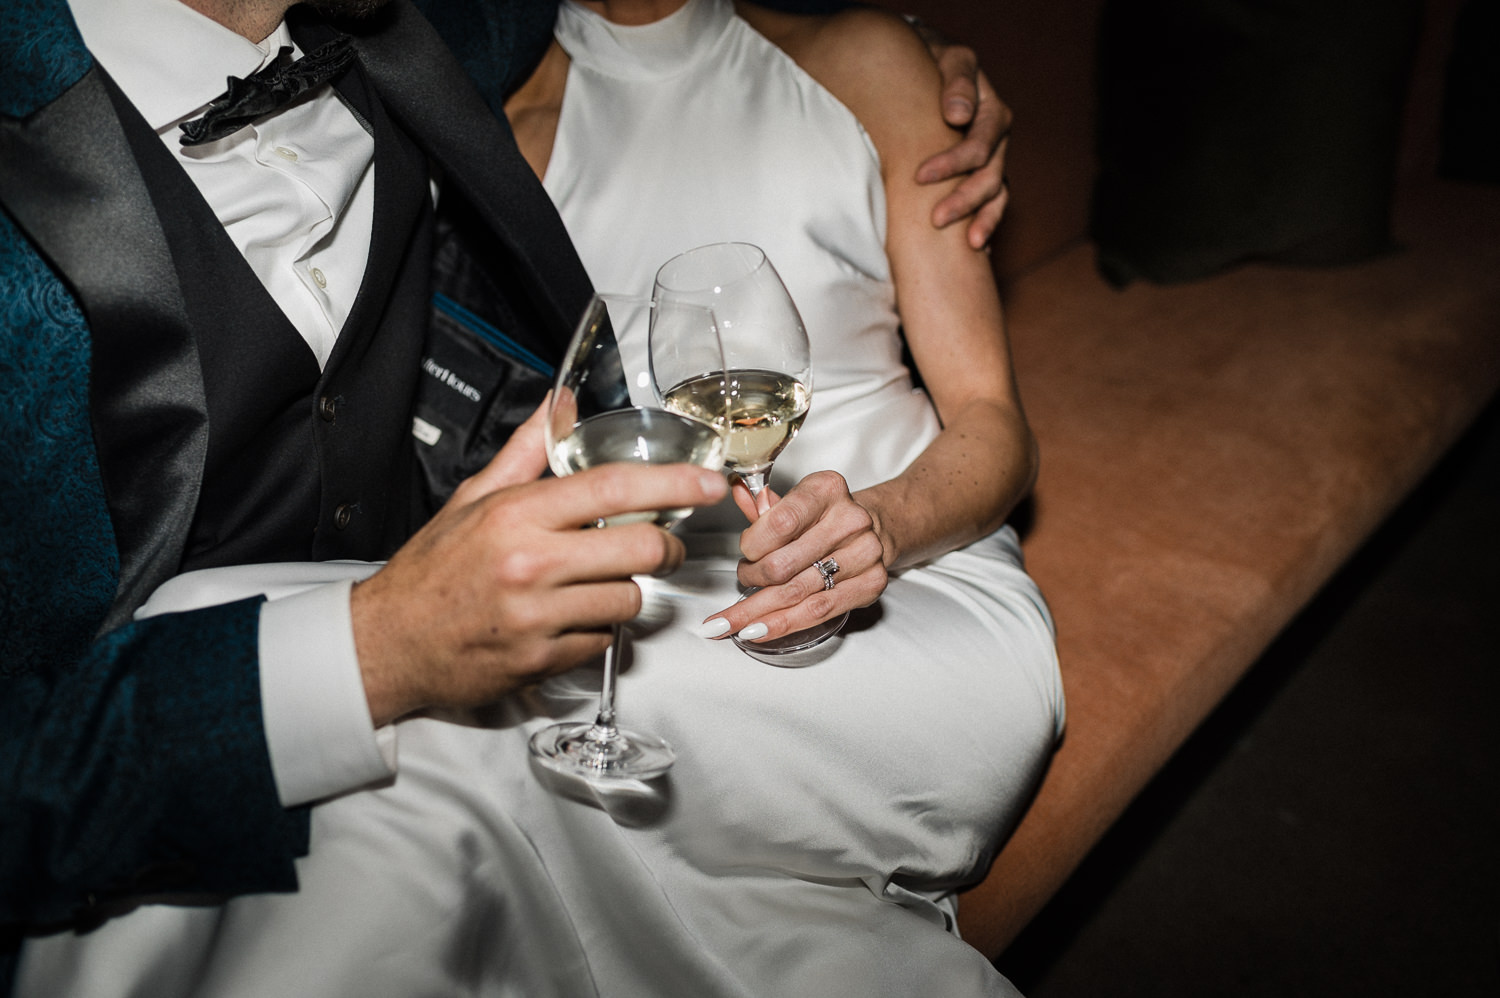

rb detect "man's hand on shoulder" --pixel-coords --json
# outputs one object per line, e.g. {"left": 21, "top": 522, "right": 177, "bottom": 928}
{"left": 743, "top": 3, "right": 1011, "bottom": 248}
{"left": 351, "top": 403, "right": 728, "bottom": 726}
{"left": 900, "top": 16, "right": 1011, "bottom": 248}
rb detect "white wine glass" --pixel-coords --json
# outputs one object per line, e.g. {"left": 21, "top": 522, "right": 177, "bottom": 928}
{"left": 654, "top": 243, "right": 846, "bottom": 659}
{"left": 530, "top": 293, "right": 728, "bottom": 780}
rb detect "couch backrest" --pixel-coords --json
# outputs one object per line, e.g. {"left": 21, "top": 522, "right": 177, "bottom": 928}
{"left": 875, "top": 0, "right": 1108, "bottom": 283}
{"left": 882, "top": 0, "right": 1468, "bottom": 286}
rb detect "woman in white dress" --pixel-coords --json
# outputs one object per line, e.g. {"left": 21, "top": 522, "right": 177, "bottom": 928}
{"left": 14, "top": 3, "right": 1058, "bottom": 997}
{"left": 502, "top": 0, "right": 1065, "bottom": 992}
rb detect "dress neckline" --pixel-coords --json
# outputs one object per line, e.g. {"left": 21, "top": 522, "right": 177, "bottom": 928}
{"left": 554, "top": 0, "right": 735, "bottom": 81}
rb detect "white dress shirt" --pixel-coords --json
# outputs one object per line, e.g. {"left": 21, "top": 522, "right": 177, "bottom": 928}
{"left": 68, "top": 0, "right": 397, "bottom": 806}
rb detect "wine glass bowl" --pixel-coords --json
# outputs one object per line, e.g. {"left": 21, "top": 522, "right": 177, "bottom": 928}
{"left": 544, "top": 294, "right": 727, "bottom": 529}
{"left": 654, "top": 242, "right": 812, "bottom": 503}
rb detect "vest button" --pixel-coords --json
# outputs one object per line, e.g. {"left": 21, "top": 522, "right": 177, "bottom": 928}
{"left": 334, "top": 503, "right": 355, "bottom": 530}
{"left": 318, "top": 395, "right": 338, "bottom": 422}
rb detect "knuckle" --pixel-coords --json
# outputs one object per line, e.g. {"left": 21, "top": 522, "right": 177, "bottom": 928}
{"left": 491, "top": 545, "right": 547, "bottom": 587}
{"left": 801, "top": 589, "right": 842, "bottom": 620}
{"left": 764, "top": 497, "right": 805, "bottom": 535}
{"left": 625, "top": 524, "right": 672, "bottom": 570}
{"left": 956, "top": 144, "right": 988, "bottom": 174}
{"left": 588, "top": 465, "right": 635, "bottom": 512}
{"left": 763, "top": 547, "right": 804, "bottom": 584}
{"left": 839, "top": 501, "right": 874, "bottom": 533}
{"left": 807, "top": 469, "right": 848, "bottom": 495}
{"left": 501, "top": 598, "right": 550, "bottom": 638}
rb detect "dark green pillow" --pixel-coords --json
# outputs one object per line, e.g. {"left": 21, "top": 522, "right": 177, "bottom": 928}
{"left": 1091, "top": 0, "right": 1423, "bottom": 287}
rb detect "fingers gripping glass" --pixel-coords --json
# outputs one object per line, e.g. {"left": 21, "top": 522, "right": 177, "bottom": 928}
{"left": 530, "top": 294, "right": 729, "bottom": 781}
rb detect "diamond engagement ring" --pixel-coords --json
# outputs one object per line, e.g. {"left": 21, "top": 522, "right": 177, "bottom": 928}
{"left": 814, "top": 557, "right": 840, "bottom": 591}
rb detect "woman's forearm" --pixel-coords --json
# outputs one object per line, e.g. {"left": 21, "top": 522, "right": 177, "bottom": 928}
{"left": 854, "top": 397, "right": 1037, "bottom": 572}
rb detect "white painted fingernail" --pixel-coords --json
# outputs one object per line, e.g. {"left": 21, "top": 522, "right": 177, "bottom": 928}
{"left": 737, "top": 622, "right": 769, "bottom": 641}
{"left": 696, "top": 618, "right": 732, "bottom": 639}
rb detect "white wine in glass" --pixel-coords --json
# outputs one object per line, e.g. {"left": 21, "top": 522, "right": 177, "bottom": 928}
{"left": 653, "top": 242, "right": 812, "bottom": 509}
{"left": 530, "top": 293, "right": 728, "bottom": 780}
{"left": 659, "top": 368, "right": 810, "bottom": 488}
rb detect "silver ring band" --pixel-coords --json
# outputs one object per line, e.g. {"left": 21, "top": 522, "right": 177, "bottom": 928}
{"left": 814, "top": 557, "right": 840, "bottom": 591}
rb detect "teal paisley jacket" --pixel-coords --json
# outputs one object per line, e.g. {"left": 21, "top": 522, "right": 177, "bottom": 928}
{"left": 0, "top": 0, "right": 558, "bottom": 937}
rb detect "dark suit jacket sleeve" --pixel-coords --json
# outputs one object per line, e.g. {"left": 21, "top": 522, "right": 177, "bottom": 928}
{"left": 0, "top": 597, "right": 310, "bottom": 928}
{"left": 413, "top": 0, "right": 560, "bottom": 113}
{"left": 0, "top": 202, "right": 308, "bottom": 929}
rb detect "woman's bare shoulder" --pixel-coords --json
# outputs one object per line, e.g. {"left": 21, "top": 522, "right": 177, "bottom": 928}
{"left": 735, "top": 3, "right": 946, "bottom": 157}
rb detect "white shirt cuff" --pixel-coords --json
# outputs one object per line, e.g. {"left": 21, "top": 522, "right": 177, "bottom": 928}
{"left": 258, "top": 580, "right": 397, "bottom": 806}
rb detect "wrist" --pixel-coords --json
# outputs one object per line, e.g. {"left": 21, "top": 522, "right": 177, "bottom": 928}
{"left": 350, "top": 575, "right": 425, "bottom": 727}
{"left": 855, "top": 489, "right": 902, "bottom": 570}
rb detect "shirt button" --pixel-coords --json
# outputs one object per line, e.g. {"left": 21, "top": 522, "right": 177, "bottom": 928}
{"left": 274, "top": 146, "right": 299, "bottom": 162}
{"left": 309, "top": 266, "right": 327, "bottom": 289}
{"left": 334, "top": 503, "right": 355, "bottom": 530}
{"left": 318, "top": 395, "right": 338, "bottom": 422}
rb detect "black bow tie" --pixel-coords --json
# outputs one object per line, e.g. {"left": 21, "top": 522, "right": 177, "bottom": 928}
{"left": 178, "top": 36, "right": 356, "bottom": 146}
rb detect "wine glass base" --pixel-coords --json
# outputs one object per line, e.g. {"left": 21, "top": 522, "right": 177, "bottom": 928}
{"left": 731, "top": 589, "right": 848, "bottom": 667}
{"left": 528, "top": 721, "right": 676, "bottom": 781}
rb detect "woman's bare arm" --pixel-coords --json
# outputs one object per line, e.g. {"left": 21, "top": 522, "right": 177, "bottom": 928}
{"left": 718, "top": 5, "right": 1035, "bottom": 638}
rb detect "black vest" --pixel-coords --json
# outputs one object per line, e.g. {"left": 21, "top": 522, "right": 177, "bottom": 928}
{"left": 110, "top": 60, "right": 429, "bottom": 572}
{"left": 81, "top": 6, "right": 594, "bottom": 623}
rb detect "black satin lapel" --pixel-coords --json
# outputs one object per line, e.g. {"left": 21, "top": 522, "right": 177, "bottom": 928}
{"left": 347, "top": 1, "right": 595, "bottom": 347}
{"left": 324, "top": 64, "right": 429, "bottom": 376}
{"left": 0, "top": 68, "right": 207, "bottom": 630}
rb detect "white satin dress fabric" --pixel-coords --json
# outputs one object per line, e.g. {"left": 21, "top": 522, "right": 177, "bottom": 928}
{"left": 15, "top": 2, "right": 1062, "bottom": 995}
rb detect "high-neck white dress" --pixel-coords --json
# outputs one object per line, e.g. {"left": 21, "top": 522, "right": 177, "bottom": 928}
{"left": 16, "top": 2, "right": 1062, "bottom": 996}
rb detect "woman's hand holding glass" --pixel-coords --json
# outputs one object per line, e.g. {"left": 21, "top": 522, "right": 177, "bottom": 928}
{"left": 695, "top": 470, "right": 889, "bottom": 644}
{"left": 653, "top": 242, "right": 851, "bottom": 656}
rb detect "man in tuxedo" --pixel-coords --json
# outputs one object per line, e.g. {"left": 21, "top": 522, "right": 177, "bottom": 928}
{"left": 0, "top": 0, "right": 1008, "bottom": 968}
{"left": 1, "top": 0, "right": 735, "bottom": 941}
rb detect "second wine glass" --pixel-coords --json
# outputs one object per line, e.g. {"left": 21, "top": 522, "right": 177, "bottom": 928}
{"left": 530, "top": 293, "right": 728, "bottom": 781}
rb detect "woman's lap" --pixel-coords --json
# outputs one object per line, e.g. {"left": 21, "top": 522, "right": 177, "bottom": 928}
{"left": 17, "top": 535, "right": 1057, "bottom": 998}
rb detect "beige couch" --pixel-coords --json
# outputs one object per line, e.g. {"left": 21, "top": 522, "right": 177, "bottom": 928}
{"left": 873, "top": 0, "right": 1500, "bottom": 959}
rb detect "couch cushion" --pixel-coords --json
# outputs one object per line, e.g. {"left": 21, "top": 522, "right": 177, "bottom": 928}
{"left": 957, "top": 179, "right": 1500, "bottom": 955}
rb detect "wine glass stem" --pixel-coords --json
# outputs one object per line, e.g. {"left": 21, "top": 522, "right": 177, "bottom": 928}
{"left": 739, "top": 469, "right": 773, "bottom": 515}
{"left": 588, "top": 623, "right": 624, "bottom": 740}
